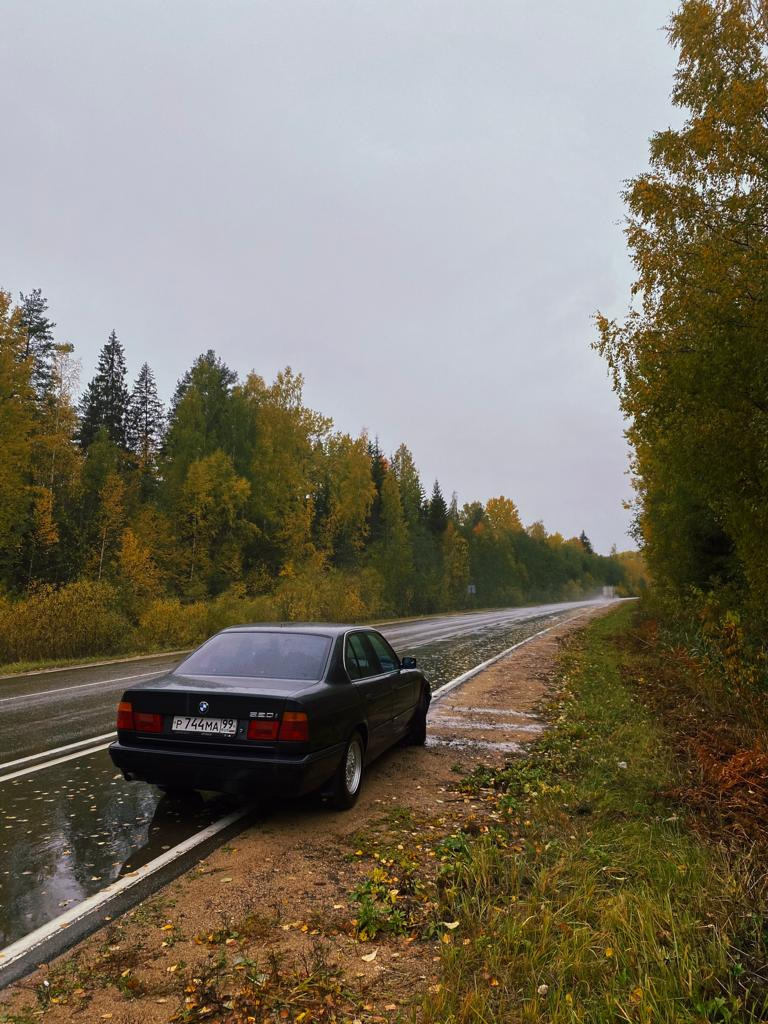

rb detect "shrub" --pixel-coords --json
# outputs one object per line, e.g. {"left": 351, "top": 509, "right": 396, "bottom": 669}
{"left": 274, "top": 563, "right": 381, "bottom": 623}
{"left": 0, "top": 581, "right": 133, "bottom": 663}
{"left": 137, "top": 598, "right": 210, "bottom": 649}
{"left": 204, "top": 587, "right": 280, "bottom": 634}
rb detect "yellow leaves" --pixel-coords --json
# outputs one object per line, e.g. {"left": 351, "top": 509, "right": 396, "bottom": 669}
{"left": 485, "top": 495, "right": 523, "bottom": 535}
{"left": 118, "top": 527, "right": 161, "bottom": 602}
{"left": 32, "top": 486, "right": 59, "bottom": 549}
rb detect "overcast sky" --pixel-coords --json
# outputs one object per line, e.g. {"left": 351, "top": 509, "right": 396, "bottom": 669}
{"left": 1, "top": 1, "right": 678, "bottom": 553}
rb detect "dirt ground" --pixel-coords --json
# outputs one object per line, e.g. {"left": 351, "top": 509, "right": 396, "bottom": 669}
{"left": 0, "top": 607, "right": 610, "bottom": 1023}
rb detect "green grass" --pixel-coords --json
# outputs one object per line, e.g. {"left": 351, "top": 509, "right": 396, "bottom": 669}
{"left": 424, "top": 605, "right": 768, "bottom": 1023}
{"left": 0, "top": 645, "right": 194, "bottom": 679}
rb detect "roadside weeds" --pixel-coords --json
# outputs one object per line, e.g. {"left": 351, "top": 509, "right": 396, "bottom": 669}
{"left": 421, "top": 606, "right": 768, "bottom": 1023}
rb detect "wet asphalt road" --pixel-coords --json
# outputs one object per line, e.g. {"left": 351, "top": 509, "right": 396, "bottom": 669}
{"left": 0, "top": 599, "right": 605, "bottom": 948}
{"left": 0, "top": 601, "right": 600, "bottom": 763}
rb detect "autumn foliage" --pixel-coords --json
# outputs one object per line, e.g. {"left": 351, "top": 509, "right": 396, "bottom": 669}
{"left": 596, "top": 0, "right": 768, "bottom": 645}
{"left": 0, "top": 290, "right": 631, "bottom": 664}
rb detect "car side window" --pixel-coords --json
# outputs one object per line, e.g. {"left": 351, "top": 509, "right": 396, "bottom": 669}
{"left": 346, "top": 633, "right": 381, "bottom": 678}
{"left": 344, "top": 637, "right": 362, "bottom": 679}
{"left": 365, "top": 632, "right": 399, "bottom": 673}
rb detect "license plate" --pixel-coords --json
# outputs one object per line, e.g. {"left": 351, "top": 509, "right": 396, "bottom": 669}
{"left": 172, "top": 716, "right": 237, "bottom": 736}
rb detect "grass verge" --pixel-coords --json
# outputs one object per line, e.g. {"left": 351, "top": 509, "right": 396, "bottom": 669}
{"left": 0, "top": 647, "right": 193, "bottom": 679}
{"left": 424, "top": 605, "right": 768, "bottom": 1023}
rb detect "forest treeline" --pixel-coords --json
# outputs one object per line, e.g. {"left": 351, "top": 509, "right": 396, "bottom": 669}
{"left": 0, "top": 288, "right": 638, "bottom": 664}
{"left": 597, "top": 0, "right": 768, "bottom": 667}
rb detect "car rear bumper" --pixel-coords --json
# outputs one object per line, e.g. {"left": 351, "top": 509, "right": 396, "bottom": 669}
{"left": 109, "top": 739, "right": 344, "bottom": 797}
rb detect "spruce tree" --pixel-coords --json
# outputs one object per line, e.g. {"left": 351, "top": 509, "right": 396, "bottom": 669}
{"left": 19, "top": 289, "right": 56, "bottom": 402}
{"left": 427, "top": 480, "right": 448, "bottom": 534}
{"left": 127, "top": 362, "right": 165, "bottom": 467}
{"left": 391, "top": 443, "right": 425, "bottom": 527}
{"left": 579, "top": 531, "right": 594, "bottom": 555}
{"left": 163, "top": 350, "right": 238, "bottom": 500}
{"left": 78, "top": 330, "right": 130, "bottom": 448}
{"left": 366, "top": 437, "right": 388, "bottom": 543}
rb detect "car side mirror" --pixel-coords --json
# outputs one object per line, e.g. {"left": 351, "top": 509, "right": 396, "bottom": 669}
{"left": 401, "top": 655, "right": 417, "bottom": 669}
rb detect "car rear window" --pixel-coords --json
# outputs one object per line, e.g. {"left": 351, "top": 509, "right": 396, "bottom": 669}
{"left": 175, "top": 632, "right": 332, "bottom": 681}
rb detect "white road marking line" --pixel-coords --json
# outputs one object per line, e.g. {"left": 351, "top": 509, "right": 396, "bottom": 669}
{"left": 0, "top": 670, "right": 166, "bottom": 705}
{"left": 0, "top": 805, "right": 253, "bottom": 975}
{"left": 0, "top": 743, "right": 112, "bottom": 784}
{"left": 0, "top": 732, "right": 117, "bottom": 772}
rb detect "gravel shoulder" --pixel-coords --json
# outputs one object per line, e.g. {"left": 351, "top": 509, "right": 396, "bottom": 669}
{"left": 0, "top": 606, "right": 611, "bottom": 1023}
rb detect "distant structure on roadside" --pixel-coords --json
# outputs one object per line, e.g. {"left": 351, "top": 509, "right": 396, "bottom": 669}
{"left": 602, "top": 586, "right": 616, "bottom": 599}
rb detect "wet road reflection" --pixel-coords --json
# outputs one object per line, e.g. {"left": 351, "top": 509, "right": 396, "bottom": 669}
{"left": 0, "top": 604, "right": 595, "bottom": 949}
{"left": 0, "top": 750, "right": 234, "bottom": 947}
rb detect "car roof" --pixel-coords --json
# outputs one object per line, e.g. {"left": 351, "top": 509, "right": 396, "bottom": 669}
{"left": 218, "top": 623, "right": 374, "bottom": 637}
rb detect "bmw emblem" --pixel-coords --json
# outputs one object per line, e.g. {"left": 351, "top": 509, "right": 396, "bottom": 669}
{"left": 198, "top": 700, "right": 209, "bottom": 714}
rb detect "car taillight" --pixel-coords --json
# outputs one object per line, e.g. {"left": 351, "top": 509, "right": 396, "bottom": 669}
{"left": 247, "top": 719, "right": 280, "bottom": 741}
{"left": 134, "top": 712, "right": 163, "bottom": 733}
{"left": 117, "top": 701, "right": 134, "bottom": 730}
{"left": 278, "top": 712, "right": 309, "bottom": 742}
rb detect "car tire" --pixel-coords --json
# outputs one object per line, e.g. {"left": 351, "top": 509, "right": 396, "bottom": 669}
{"left": 405, "top": 689, "right": 429, "bottom": 746}
{"left": 330, "top": 731, "right": 365, "bottom": 810}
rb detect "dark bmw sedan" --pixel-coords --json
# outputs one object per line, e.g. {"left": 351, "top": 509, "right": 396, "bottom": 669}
{"left": 109, "top": 624, "right": 430, "bottom": 809}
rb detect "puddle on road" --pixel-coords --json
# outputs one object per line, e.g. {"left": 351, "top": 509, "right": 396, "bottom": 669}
{"left": 430, "top": 717, "right": 544, "bottom": 733}
{"left": 0, "top": 750, "right": 237, "bottom": 948}
{"left": 425, "top": 736, "right": 525, "bottom": 754}
{"left": 0, "top": 609, "right": 569, "bottom": 950}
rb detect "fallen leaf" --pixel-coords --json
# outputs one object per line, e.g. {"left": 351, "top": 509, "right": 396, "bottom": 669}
{"left": 444, "top": 921, "right": 460, "bottom": 930}
{"left": 361, "top": 950, "right": 378, "bottom": 962}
